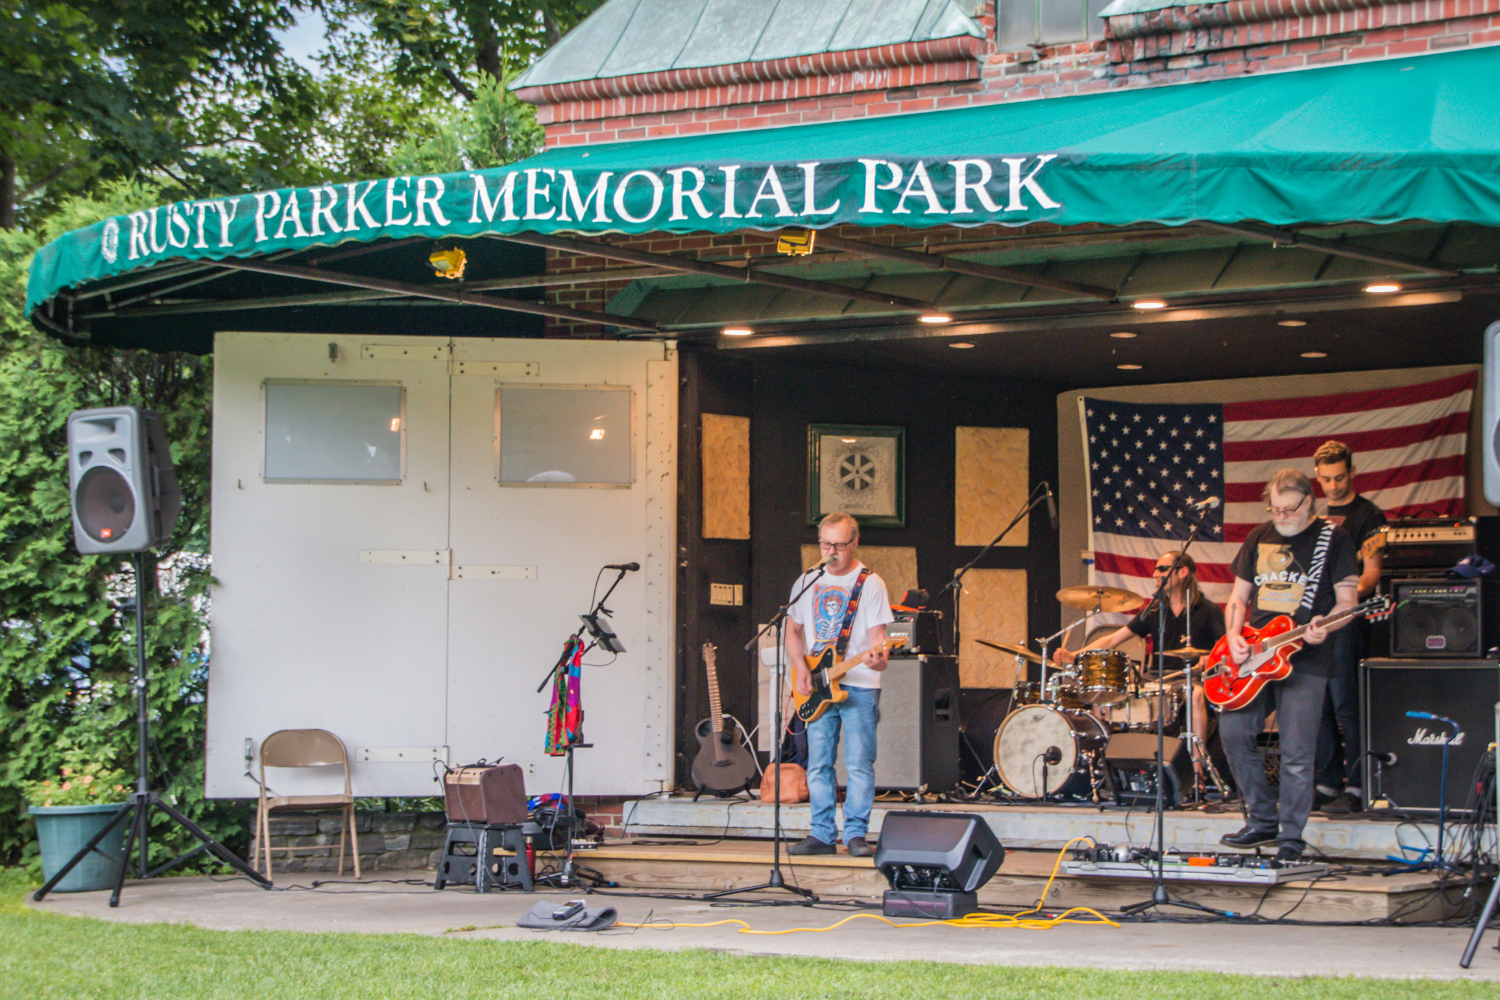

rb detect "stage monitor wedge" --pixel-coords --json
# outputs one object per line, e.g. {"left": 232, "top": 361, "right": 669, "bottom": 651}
{"left": 67, "top": 406, "right": 181, "bottom": 554}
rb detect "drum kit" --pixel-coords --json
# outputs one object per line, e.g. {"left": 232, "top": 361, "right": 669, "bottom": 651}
{"left": 974, "top": 584, "right": 1222, "bottom": 802}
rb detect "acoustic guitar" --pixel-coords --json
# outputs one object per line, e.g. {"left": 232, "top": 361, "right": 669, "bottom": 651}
{"left": 793, "top": 637, "right": 908, "bottom": 724}
{"left": 690, "top": 643, "right": 757, "bottom": 797}
{"left": 1202, "top": 596, "right": 1392, "bottom": 710}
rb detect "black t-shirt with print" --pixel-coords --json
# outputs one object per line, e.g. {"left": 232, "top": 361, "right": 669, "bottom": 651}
{"left": 1230, "top": 517, "right": 1360, "bottom": 677}
{"left": 1127, "top": 593, "right": 1227, "bottom": 675}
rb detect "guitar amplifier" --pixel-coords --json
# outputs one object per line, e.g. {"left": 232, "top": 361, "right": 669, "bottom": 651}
{"left": 836, "top": 656, "right": 959, "bottom": 790}
{"left": 1380, "top": 519, "right": 1476, "bottom": 573}
{"left": 1390, "top": 578, "right": 1482, "bottom": 658}
{"left": 888, "top": 611, "right": 943, "bottom": 655}
{"left": 442, "top": 764, "right": 528, "bottom": 825}
{"left": 1361, "top": 659, "right": 1500, "bottom": 814}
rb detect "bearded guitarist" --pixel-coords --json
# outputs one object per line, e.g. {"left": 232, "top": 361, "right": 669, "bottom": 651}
{"left": 1218, "top": 469, "right": 1359, "bottom": 862}
{"left": 785, "top": 512, "right": 893, "bottom": 859}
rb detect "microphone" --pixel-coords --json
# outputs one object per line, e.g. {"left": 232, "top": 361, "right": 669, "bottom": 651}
{"left": 605, "top": 562, "right": 640, "bottom": 572}
{"left": 1367, "top": 750, "right": 1398, "bottom": 767}
{"left": 1043, "top": 746, "right": 1063, "bottom": 766}
{"left": 1044, "top": 482, "right": 1059, "bottom": 529}
{"left": 1187, "top": 496, "right": 1221, "bottom": 511}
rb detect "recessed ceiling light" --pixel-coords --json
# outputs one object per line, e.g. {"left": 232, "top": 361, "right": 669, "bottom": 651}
{"left": 1117, "top": 363, "right": 1142, "bottom": 370}
{"left": 1110, "top": 331, "right": 1138, "bottom": 339}
{"left": 948, "top": 342, "right": 975, "bottom": 349}
{"left": 919, "top": 311, "right": 952, "bottom": 324}
{"left": 721, "top": 325, "right": 753, "bottom": 337}
{"left": 1132, "top": 299, "right": 1166, "bottom": 310}
{"left": 1364, "top": 283, "right": 1401, "bottom": 294}
{"left": 1278, "top": 319, "right": 1307, "bottom": 327}
{"left": 1301, "top": 351, "right": 1328, "bottom": 358}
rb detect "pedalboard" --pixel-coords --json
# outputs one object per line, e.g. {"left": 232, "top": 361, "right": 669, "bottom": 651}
{"left": 1064, "top": 843, "right": 1328, "bottom": 884}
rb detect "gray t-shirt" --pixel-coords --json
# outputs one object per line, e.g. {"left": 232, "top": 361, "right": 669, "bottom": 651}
{"left": 788, "top": 563, "right": 894, "bottom": 689}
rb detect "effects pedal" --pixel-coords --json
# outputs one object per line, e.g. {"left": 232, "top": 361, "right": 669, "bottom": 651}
{"left": 1065, "top": 843, "right": 1329, "bottom": 884}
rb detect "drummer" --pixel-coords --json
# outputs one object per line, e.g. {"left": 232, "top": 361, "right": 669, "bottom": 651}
{"left": 1054, "top": 554, "right": 1225, "bottom": 758}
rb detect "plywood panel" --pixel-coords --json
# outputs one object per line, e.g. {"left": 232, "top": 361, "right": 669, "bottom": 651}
{"left": 800, "top": 545, "right": 916, "bottom": 604}
{"left": 701, "top": 413, "right": 750, "bottom": 539}
{"left": 958, "top": 568, "right": 1029, "bottom": 687}
{"left": 956, "top": 426, "right": 1030, "bottom": 547}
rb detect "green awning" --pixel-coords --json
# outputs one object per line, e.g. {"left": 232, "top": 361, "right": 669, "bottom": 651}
{"left": 27, "top": 45, "right": 1500, "bottom": 318}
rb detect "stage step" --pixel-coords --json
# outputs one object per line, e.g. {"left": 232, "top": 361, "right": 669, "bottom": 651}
{"left": 619, "top": 796, "right": 1446, "bottom": 863}
{"left": 577, "top": 839, "right": 1468, "bottom": 924}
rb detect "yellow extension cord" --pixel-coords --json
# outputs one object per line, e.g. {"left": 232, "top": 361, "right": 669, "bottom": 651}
{"left": 616, "top": 836, "right": 1119, "bottom": 934}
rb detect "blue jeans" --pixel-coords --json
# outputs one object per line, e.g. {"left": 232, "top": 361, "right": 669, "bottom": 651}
{"left": 806, "top": 685, "right": 880, "bottom": 845}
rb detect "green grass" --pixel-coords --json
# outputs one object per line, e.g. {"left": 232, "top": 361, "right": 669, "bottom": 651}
{"left": 0, "top": 868, "right": 1492, "bottom": 1000}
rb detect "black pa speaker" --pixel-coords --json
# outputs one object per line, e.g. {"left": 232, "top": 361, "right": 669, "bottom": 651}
{"left": 874, "top": 810, "right": 1004, "bottom": 894}
{"left": 1361, "top": 658, "right": 1500, "bottom": 814}
{"left": 1390, "top": 578, "right": 1482, "bottom": 658}
{"left": 1104, "top": 731, "right": 1194, "bottom": 808}
{"left": 67, "top": 406, "right": 181, "bottom": 554}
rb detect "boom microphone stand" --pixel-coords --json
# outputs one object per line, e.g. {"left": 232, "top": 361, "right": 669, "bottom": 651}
{"left": 1122, "top": 506, "right": 1226, "bottom": 918}
{"left": 35, "top": 552, "right": 271, "bottom": 907}
{"left": 706, "top": 562, "right": 829, "bottom": 903}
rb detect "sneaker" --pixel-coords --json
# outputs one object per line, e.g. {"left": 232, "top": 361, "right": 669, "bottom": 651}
{"left": 1220, "top": 826, "right": 1279, "bottom": 849}
{"left": 1275, "top": 842, "right": 1305, "bottom": 863}
{"left": 1312, "top": 786, "right": 1340, "bottom": 810}
{"left": 1320, "top": 790, "right": 1363, "bottom": 815}
{"left": 788, "top": 836, "right": 835, "bottom": 856}
{"left": 846, "top": 836, "right": 873, "bottom": 857}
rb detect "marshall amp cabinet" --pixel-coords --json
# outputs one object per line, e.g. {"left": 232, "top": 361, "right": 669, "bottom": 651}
{"left": 1361, "top": 658, "right": 1500, "bottom": 814}
{"left": 1389, "top": 578, "right": 1483, "bottom": 658}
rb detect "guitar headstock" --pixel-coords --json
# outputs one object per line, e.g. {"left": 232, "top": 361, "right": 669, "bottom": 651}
{"left": 1360, "top": 595, "right": 1394, "bottom": 621}
{"left": 701, "top": 642, "right": 716, "bottom": 663}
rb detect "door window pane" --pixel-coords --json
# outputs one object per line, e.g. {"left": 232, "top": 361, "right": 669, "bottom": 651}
{"left": 263, "top": 381, "right": 404, "bottom": 484}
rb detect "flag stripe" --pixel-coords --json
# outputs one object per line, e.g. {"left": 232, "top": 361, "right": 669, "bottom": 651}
{"left": 1222, "top": 410, "right": 1471, "bottom": 463}
{"left": 1223, "top": 450, "right": 1468, "bottom": 502}
{"left": 1223, "top": 372, "right": 1476, "bottom": 423}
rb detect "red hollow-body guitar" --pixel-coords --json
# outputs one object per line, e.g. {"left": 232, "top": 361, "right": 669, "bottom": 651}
{"left": 1203, "top": 596, "right": 1392, "bottom": 711}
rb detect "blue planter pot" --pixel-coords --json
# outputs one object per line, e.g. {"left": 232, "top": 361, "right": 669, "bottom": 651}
{"left": 29, "top": 803, "right": 129, "bottom": 892}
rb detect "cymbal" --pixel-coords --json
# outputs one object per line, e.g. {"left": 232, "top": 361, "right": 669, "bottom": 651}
{"left": 1163, "top": 645, "right": 1213, "bottom": 659}
{"left": 975, "top": 639, "right": 1042, "bottom": 664}
{"left": 1055, "top": 585, "right": 1146, "bottom": 613}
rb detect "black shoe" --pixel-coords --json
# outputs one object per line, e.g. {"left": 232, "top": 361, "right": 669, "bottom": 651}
{"left": 788, "top": 836, "right": 835, "bottom": 856}
{"left": 846, "top": 836, "right": 873, "bottom": 857}
{"left": 1320, "top": 790, "right": 1363, "bottom": 815}
{"left": 1220, "top": 826, "right": 1279, "bottom": 849}
{"left": 1313, "top": 786, "right": 1340, "bottom": 810}
{"left": 1275, "top": 842, "right": 1306, "bottom": 863}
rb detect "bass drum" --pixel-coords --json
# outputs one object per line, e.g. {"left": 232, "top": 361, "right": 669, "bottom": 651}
{"left": 994, "top": 705, "right": 1108, "bottom": 799}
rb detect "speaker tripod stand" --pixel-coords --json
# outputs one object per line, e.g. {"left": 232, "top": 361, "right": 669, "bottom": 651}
{"left": 34, "top": 552, "right": 270, "bottom": 907}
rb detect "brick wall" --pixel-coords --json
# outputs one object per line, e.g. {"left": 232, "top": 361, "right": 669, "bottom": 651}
{"left": 523, "top": 3, "right": 1500, "bottom": 149}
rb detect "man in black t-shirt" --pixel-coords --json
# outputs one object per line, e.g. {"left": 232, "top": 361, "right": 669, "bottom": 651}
{"left": 1219, "top": 469, "right": 1360, "bottom": 861}
{"left": 1311, "top": 440, "right": 1386, "bottom": 815}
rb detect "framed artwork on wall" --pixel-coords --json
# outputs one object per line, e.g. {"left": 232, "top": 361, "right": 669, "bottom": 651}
{"left": 807, "top": 424, "right": 905, "bottom": 528}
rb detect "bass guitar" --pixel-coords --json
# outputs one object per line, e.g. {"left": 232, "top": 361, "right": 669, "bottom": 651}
{"left": 1203, "top": 596, "right": 1392, "bottom": 710}
{"left": 794, "top": 637, "right": 908, "bottom": 724}
{"left": 690, "top": 643, "right": 758, "bottom": 798}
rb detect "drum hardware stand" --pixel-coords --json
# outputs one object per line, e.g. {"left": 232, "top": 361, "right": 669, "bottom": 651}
{"left": 1121, "top": 511, "right": 1228, "bottom": 918}
{"left": 34, "top": 552, "right": 271, "bottom": 907}
{"left": 705, "top": 563, "right": 829, "bottom": 904}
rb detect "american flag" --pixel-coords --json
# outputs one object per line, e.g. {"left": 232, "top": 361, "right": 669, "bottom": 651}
{"left": 1081, "top": 371, "right": 1476, "bottom": 611}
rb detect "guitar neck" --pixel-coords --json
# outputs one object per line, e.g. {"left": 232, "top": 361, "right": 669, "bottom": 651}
{"left": 702, "top": 644, "right": 724, "bottom": 732}
{"left": 1254, "top": 603, "right": 1368, "bottom": 653}
{"left": 810, "top": 638, "right": 905, "bottom": 683}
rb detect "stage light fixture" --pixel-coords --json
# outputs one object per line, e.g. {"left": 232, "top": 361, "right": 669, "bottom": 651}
{"left": 1365, "top": 282, "right": 1401, "bottom": 294}
{"left": 1132, "top": 299, "right": 1166, "bottom": 310}
{"left": 429, "top": 248, "right": 467, "bottom": 279}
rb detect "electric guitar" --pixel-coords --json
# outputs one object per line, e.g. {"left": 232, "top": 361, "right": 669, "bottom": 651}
{"left": 1203, "top": 596, "right": 1392, "bottom": 710}
{"left": 793, "top": 637, "right": 908, "bottom": 724}
{"left": 690, "top": 643, "right": 757, "bottom": 797}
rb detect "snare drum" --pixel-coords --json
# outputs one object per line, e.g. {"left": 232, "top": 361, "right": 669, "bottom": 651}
{"left": 994, "top": 705, "right": 1108, "bottom": 798}
{"left": 1075, "top": 649, "right": 1129, "bottom": 706}
{"left": 1106, "top": 682, "right": 1185, "bottom": 732}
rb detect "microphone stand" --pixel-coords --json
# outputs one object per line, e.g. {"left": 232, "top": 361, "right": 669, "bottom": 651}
{"left": 706, "top": 562, "right": 828, "bottom": 903}
{"left": 1122, "top": 507, "right": 1227, "bottom": 918}
{"left": 1384, "top": 713, "right": 1463, "bottom": 877}
{"left": 533, "top": 565, "right": 632, "bottom": 889}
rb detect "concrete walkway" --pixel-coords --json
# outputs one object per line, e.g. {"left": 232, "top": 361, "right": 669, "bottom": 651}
{"left": 27, "top": 868, "right": 1500, "bottom": 981}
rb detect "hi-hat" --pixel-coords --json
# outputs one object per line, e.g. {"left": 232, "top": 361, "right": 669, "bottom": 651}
{"left": 976, "top": 639, "right": 1042, "bottom": 664}
{"left": 1055, "top": 585, "right": 1146, "bottom": 613}
{"left": 1163, "top": 645, "right": 1213, "bottom": 659}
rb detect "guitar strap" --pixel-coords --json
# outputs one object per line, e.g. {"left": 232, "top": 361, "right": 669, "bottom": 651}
{"left": 832, "top": 567, "right": 872, "bottom": 659}
{"left": 1295, "top": 520, "right": 1336, "bottom": 622}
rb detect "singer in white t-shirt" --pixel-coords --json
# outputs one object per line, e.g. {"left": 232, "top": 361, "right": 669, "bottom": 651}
{"left": 785, "top": 511, "right": 893, "bottom": 858}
